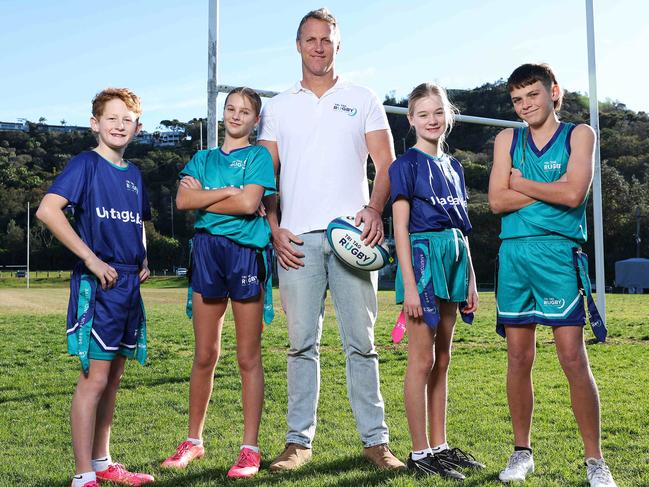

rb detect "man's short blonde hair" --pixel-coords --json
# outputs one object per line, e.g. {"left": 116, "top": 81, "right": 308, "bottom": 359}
{"left": 296, "top": 8, "right": 340, "bottom": 44}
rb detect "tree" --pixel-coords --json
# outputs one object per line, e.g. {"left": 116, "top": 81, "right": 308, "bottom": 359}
{"left": 3, "top": 219, "right": 25, "bottom": 264}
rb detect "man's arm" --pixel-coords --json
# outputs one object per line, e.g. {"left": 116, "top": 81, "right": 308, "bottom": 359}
{"left": 488, "top": 128, "right": 537, "bottom": 214}
{"left": 257, "top": 139, "right": 305, "bottom": 270}
{"left": 356, "top": 128, "right": 395, "bottom": 246}
{"left": 509, "top": 124, "right": 595, "bottom": 208}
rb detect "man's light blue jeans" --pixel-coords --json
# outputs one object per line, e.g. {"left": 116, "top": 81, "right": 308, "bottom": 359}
{"left": 278, "top": 231, "right": 389, "bottom": 448}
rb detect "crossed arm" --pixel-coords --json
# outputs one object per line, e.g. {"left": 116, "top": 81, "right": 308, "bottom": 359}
{"left": 176, "top": 177, "right": 265, "bottom": 216}
{"left": 488, "top": 125, "right": 595, "bottom": 214}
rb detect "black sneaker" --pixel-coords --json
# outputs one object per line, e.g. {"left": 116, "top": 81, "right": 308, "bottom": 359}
{"left": 407, "top": 453, "right": 465, "bottom": 480}
{"left": 434, "top": 447, "right": 486, "bottom": 469}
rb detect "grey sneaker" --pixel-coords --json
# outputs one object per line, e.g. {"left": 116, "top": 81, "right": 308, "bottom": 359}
{"left": 499, "top": 450, "right": 534, "bottom": 482}
{"left": 586, "top": 458, "right": 617, "bottom": 487}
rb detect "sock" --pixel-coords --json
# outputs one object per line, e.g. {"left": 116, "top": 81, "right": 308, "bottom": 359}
{"left": 514, "top": 446, "right": 533, "bottom": 454}
{"left": 187, "top": 437, "right": 203, "bottom": 446}
{"left": 73, "top": 471, "right": 96, "bottom": 487}
{"left": 430, "top": 442, "right": 449, "bottom": 454}
{"left": 241, "top": 444, "right": 260, "bottom": 453}
{"left": 411, "top": 448, "right": 433, "bottom": 461}
{"left": 91, "top": 456, "right": 112, "bottom": 472}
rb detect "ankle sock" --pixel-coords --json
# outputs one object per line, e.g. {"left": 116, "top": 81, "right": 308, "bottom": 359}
{"left": 187, "top": 437, "right": 203, "bottom": 446}
{"left": 514, "top": 446, "right": 533, "bottom": 454}
{"left": 73, "top": 471, "right": 96, "bottom": 487}
{"left": 411, "top": 448, "right": 433, "bottom": 461}
{"left": 91, "top": 456, "right": 112, "bottom": 472}
{"left": 241, "top": 444, "right": 260, "bottom": 453}
{"left": 430, "top": 442, "right": 449, "bottom": 454}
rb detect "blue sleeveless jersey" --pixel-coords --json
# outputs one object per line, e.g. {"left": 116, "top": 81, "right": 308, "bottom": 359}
{"left": 389, "top": 148, "right": 471, "bottom": 235}
{"left": 500, "top": 122, "right": 588, "bottom": 243}
{"left": 48, "top": 151, "right": 150, "bottom": 265}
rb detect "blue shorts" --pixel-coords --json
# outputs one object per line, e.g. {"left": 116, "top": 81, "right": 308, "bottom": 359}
{"left": 67, "top": 263, "right": 147, "bottom": 367}
{"left": 190, "top": 232, "right": 265, "bottom": 301}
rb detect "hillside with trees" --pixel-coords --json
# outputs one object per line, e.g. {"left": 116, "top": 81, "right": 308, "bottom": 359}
{"left": 1, "top": 81, "right": 647, "bottom": 284}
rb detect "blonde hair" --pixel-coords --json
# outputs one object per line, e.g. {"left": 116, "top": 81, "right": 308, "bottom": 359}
{"left": 408, "top": 83, "right": 458, "bottom": 148}
{"left": 92, "top": 87, "right": 142, "bottom": 118}
{"left": 296, "top": 8, "right": 340, "bottom": 44}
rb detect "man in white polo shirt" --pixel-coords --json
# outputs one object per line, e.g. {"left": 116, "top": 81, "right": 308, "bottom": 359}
{"left": 258, "top": 7, "right": 403, "bottom": 472}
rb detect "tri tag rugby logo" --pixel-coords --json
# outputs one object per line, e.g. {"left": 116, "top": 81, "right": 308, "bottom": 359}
{"left": 125, "top": 180, "right": 139, "bottom": 194}
{"left": 229, "top": 158, "right": 248, "bottom": 169}
{"left": 543, "top": 297, "right": 566, "bottom": 309}
{"left": 337, "top": 231, "right": 377, "bottom": 267}
{"left": 543, "top": 161, "right": 562, "bottom": 171}
{"left": 241, "top": 274, "right": 258, "bottom": 286}
{"left": 333, "top": 103, "right": 358, "bottom": 116}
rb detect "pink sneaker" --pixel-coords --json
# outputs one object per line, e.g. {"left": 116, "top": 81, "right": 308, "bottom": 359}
{"left": 70, "top": 481, "right": 100, "bottom": 487}
{"left": 391, "top": 309, "right": 406, "bottom": 344}
{"left": 227, "top": 447, "right": 261, "bottom": 478}
{"left": 95, "top": 463, "right": 154, "bottom": 486}
{"left": 161, "top": 440, "right": 205, "bottom": 469}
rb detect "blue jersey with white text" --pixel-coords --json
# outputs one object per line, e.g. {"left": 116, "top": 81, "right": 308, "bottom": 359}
{"left": 389, "top": 148, "right": 472, "bottom": 235}
{"left": 48, "top": 151, "right": 150, "bottom": 265}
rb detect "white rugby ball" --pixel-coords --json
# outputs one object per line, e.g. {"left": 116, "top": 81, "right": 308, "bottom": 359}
{"left": 326, "top": 216, "right": 391, "bottom": 271}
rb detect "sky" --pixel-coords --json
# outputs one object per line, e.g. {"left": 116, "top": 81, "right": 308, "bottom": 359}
{"left": 1, "top": 0, "right": 647, "bottom": 131}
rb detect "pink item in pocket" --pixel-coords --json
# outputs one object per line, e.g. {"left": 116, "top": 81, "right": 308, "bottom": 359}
{"left": 391, "top": 309, "right": 407, "bottom": 344}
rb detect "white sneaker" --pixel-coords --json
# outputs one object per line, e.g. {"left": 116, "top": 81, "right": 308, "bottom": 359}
{"left": 499, "top": 450, "right": 534, "bottom": 482}
{"left": 586, "top": 458, "right": 617, "bottom": 487}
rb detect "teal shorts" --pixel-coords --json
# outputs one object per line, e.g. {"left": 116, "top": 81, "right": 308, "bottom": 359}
{"left": 396, "top": 229, "right": 469, "bottom": 328}
{"left": 496, "top": 236, "right": 586, "bottom": 335}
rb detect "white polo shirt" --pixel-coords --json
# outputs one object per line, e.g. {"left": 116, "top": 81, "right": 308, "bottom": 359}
{"left": 258, "top": 78, "right": 390, "bottom": 236}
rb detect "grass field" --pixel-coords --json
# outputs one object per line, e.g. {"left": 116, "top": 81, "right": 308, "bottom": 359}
{"left": 0, "top": 286, "right": 647, "bottom": 486}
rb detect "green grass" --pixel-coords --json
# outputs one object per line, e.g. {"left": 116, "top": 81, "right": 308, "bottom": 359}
{"left": 0, "top": 273, "right": 187, "bottom": 289}
{"left": 0, "top": 289, "right": 647, "bottom": 486}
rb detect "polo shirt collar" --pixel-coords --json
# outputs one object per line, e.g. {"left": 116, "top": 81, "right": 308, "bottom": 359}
{"left": 291, "top": 76, "right": 350, "bottom": 96}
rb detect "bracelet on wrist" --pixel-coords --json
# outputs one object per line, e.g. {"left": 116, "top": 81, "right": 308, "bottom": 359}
{"left": 362, "top": 204, "right": 380, "bottom": 214}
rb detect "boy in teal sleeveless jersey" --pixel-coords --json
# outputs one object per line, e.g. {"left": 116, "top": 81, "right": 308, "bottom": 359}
{"left": 488, "top": 64, "right": 616, "bottom": 487}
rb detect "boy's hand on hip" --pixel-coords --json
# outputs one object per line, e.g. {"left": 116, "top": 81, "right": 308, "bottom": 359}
{"left": 84, "top": 254, "right": 118, "bottom": 289}
{"left": 139, "top": 265, "right": 150, "bottom": 283}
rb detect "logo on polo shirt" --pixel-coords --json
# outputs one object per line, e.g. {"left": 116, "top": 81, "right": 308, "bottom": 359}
{"left": 333, "top": 103, "right": 358, "bottom": 116}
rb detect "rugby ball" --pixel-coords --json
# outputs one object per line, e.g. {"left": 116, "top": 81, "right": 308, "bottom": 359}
{"left": 326, "top": 216, "right": 391, "bottom": 271}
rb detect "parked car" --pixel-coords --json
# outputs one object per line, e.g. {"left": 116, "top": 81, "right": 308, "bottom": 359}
{"left": 15, "top": 270, "right": 26, "bottom": 277}
{"left": 175, "top": 267, "right": 188, "bottom": 277}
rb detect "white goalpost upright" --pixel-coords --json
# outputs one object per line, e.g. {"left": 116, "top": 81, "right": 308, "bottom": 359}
{"left": 206, "top": 0, "right": 607, "bottom": 318}
{"left": 585, "top": 0, "right": 606, "bottom": 322}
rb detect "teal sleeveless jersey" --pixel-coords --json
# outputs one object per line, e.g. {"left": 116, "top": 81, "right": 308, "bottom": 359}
{"left": 179, "top": 145, "right": 276, "bottom": 249}
{"left": 500, "top": 122, "right": 588, "bottom": 243}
